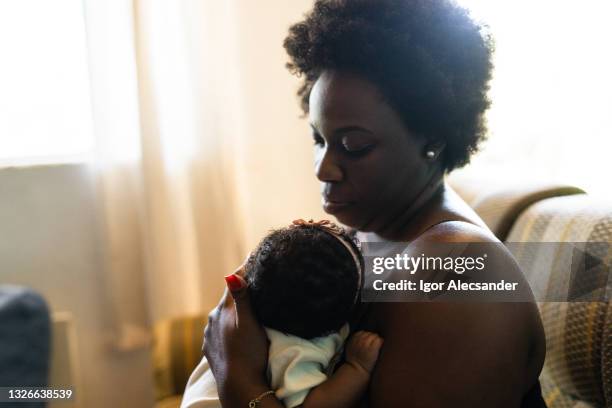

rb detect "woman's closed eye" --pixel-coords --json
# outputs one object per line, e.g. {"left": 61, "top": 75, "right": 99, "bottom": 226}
{"left": 341, "top": 135, "right": 376, "bottom": 157}
{"left": 312, "top": 131, "right": 376, "bottom": 157}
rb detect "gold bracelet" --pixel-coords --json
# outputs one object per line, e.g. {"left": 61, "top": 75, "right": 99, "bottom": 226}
{"left": 248, "top": 390, "right": 275, "bottom": 407}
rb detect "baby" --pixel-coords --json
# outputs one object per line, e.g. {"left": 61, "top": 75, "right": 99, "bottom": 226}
{"left": 181, "top": 219, "right": 383, "bottom": 408}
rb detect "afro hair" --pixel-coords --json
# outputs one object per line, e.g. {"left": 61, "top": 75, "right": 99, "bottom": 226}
{"left": 284, "top": 0, "right": 494, "bottom": 172}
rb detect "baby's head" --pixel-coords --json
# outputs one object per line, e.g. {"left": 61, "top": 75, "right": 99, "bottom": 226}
{"left": 245, "top": 220, "right": 362, "bottom": 340}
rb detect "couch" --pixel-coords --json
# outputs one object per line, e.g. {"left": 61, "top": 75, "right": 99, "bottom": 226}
{"left": 449, "top": 177, "right": 610, "bottom": 407}
{"left": 152, "top": 178, "right": 612, "bottom": 407}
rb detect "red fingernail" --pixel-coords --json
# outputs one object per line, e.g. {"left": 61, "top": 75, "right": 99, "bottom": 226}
{"left": 224, "top": 274, "right": 243, "bottom": 291}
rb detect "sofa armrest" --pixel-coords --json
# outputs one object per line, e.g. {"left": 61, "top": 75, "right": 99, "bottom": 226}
{"left": 152, "top": 314, "right": 207, "bottom": 401}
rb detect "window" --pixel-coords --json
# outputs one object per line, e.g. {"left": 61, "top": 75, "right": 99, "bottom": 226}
{"left": 456, "top": 0, "right": 612, "bottom": 197}
{"left": 0, "top": 0, "right": 94, "bottom": 165}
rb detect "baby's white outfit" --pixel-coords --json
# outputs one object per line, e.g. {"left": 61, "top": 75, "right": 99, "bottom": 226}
{"left": 180, "top": 324, "right": 349, "bottom": 408}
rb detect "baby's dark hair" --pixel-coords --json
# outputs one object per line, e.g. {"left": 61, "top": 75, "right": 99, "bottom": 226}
{"left": 245, "top": 222, "right": 362, "bottom": 339}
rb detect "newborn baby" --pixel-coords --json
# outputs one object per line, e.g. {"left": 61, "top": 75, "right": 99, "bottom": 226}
{"left": 181, "top": 219, "right": 383, "bottom": 408}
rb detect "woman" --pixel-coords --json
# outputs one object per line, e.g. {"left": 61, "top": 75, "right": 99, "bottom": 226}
{"left": 187, "top": 0, "right": 547, "bottom": 406}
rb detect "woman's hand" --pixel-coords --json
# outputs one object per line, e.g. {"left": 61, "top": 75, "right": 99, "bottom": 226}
{"left": 203, "top": 265, "right": 273, "bottom": 407}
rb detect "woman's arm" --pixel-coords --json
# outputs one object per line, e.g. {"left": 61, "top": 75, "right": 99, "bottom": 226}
{"left": 367, "top": 301, "right": 531, "bottom": 407}
{"left": 365, "top": 238, "right": 539, "bottom": 408}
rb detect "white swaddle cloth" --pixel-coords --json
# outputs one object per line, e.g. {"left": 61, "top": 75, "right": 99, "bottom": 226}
{"left": 180, "top": 324, "right": 349, "bottom": 408}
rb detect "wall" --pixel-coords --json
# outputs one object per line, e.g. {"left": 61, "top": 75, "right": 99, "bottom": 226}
{"left": 233, "top": 0, "right": 327, "bottom": 248}
{"left": 0, "top": 164, "right": 154, "bottom": 408}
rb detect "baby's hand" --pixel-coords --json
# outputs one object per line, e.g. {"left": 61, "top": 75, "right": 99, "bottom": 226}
{"left": 345, "top": 331, "right": 383, "bottom": 375}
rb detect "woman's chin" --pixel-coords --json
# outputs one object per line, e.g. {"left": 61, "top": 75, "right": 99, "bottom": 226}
{"left": 322, "top": 206, "right": 361, "bottom": 229}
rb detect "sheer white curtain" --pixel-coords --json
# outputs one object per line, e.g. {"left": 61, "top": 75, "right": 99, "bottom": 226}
{"left": 84, "top": 0, "right": 248, "bottom": 350}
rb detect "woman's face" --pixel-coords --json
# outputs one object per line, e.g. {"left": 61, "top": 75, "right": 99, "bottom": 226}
{"left": 309, "top": 70, "right": 438, "bottom": 233}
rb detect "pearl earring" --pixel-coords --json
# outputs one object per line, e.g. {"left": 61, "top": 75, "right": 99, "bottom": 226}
{"left": 426, "top": 150, "right": 436, "bottom": 159}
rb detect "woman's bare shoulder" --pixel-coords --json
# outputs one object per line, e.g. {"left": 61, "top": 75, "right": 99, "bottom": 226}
{"left": 420, "top": 219, "right": 499, "bottom": 243}
{"left": 408, "top": 219, "right": 515, "bottom": 271}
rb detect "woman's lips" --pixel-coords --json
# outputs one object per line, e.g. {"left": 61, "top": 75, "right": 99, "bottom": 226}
{"left": 322, "top": 199, "right": 353, "bottom": 214}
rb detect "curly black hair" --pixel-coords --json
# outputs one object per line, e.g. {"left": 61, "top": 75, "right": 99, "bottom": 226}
{"left": 284, "top": 0, "right": 494, "bottom": 172}
{"left": 245, "top": 224, "right": 362, "bottom": 339}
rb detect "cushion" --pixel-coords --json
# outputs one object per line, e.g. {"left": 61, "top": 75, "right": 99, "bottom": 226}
{"left": 0, "top": 285, "right": 51, "bottom": 388}
{"left": 506, "top": 195, "right": 612, "bottom": 407}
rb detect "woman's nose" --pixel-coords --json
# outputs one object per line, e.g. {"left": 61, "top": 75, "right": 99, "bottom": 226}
{"left": 315, "top": 148, "right": 343, "bottom": 182}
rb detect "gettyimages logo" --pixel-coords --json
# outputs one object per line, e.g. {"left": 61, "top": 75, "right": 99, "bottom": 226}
{"left": 371, "top": 253, "right": 487, "bottom": 275}
{"left": 360, "top": 242, "right": 611, "bottom": 303}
